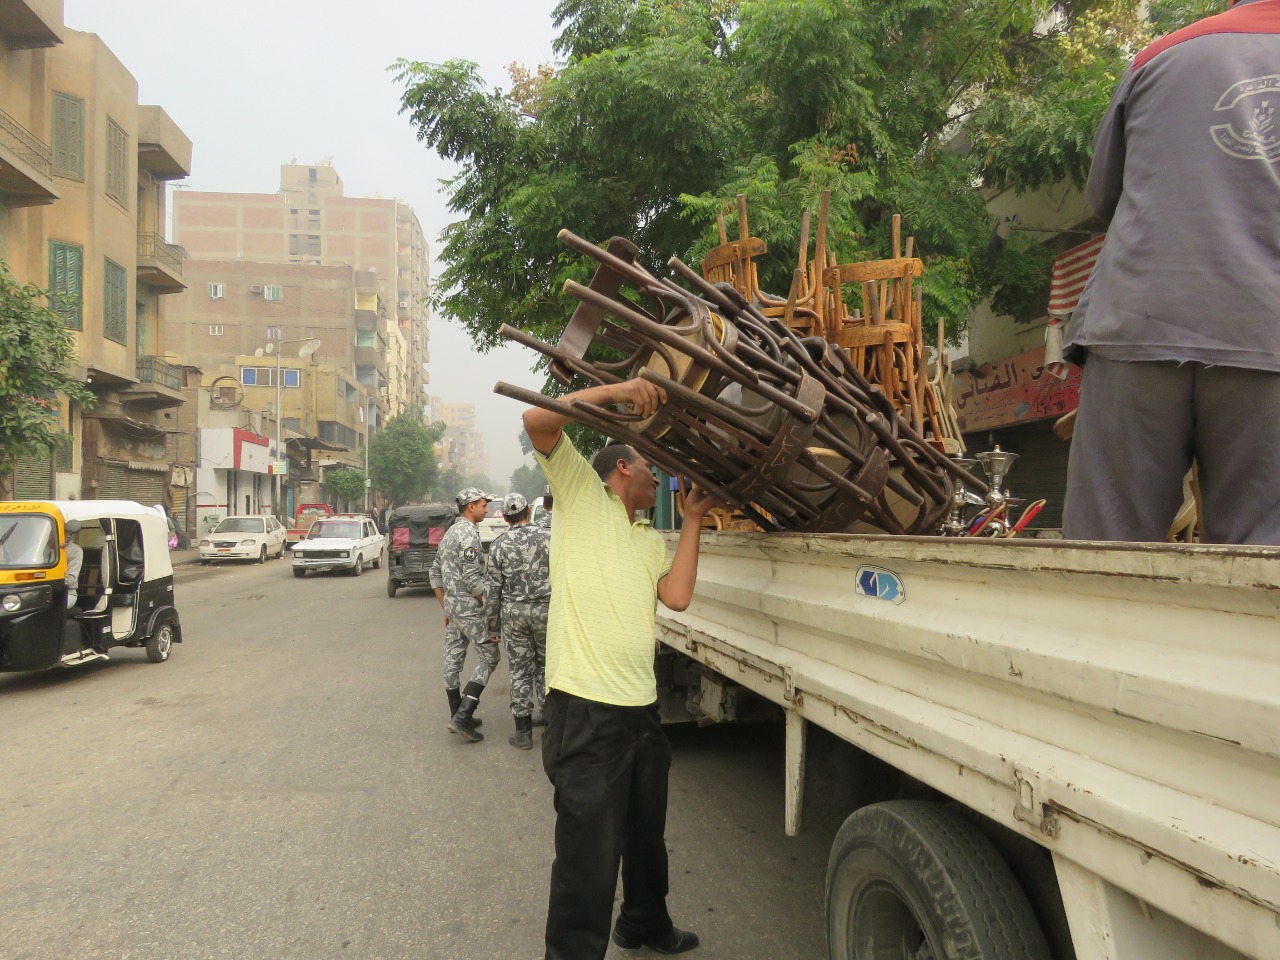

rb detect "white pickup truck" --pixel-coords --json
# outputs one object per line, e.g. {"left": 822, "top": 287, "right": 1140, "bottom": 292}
{"left": 654, "top": 532, "right": 1280, "bottom": 960}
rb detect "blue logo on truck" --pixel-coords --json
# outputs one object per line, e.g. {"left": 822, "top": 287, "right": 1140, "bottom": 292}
{"left": 856, "top": 566, "right": 906, "bottom": 605}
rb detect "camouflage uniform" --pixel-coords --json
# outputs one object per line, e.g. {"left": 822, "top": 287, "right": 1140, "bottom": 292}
{"left": 431, "top": 518, "right": 499, "bottom": 690}
{"left": 485, "top": 521, "right": 551, "bottom": 718}
{"left": 536, "top": 511, "right": 553, "bottom": 530}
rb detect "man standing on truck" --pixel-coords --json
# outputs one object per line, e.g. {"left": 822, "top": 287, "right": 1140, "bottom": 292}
{"left": 1063, "top": 0, "right": 1280, "bottom": 544}
{"left": 523, "top": 376, "right": 717, "bottom": 960}
{"left": 430, "top": 487, "right": 499, "bottom": 742}
{"left": 484, "top": 492, "right": 551, "bottom": 750}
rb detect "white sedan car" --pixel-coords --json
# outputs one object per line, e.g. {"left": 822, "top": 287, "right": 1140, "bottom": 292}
{"left": 199, "top": 515, "right": 287, "bottom": 564}
{"left": 292, "top": 516, "right": 384, "bottom": 577}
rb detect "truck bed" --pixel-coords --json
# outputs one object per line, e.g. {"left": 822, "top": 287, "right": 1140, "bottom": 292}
{"left": 655, "top": 532, "right": 1280, "bottom": 959}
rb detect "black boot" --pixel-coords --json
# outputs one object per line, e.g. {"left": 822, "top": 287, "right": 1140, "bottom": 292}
{"left": 446, "top": 687, "right": 481, "bottom": 734}
{"left": 509, "top": 713, "right": 534, "bottom": 750}
{"left": 449, "top": 682, "right": 485, "bottom": 742}
{"left": 529, "top": 710, "right": 546, "bottom": 727}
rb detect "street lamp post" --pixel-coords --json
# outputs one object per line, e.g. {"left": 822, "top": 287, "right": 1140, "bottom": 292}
{"left": 257, "top": 337, "right": 321, "bottom": 517}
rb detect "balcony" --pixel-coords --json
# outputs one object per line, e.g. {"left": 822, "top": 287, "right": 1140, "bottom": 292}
{"left": 354, "top": 344, "right": 387, "bottom": 376}
{"left": 0, "top": 106, "right": 58, "bottom": 207}
{"left": 355, "top": 308, "right": 379, "bottom": 331}
{"left": 0, "top": 0, "right": 63, "bottom": 49}
{"left": 137, "top": 106, "right": 192, "bottom": 180}
{"left": 136, "top": 233, "right": 187, "bottom": 293}
{"left": 121, "top": 355, "right": 185, "bottom": 408}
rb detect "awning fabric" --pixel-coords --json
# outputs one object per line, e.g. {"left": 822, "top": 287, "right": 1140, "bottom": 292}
{"left": 1048, "top": 234, "right": 1106, "bottom": 319}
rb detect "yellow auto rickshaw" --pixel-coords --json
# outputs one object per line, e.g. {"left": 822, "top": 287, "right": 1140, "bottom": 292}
{"left": 0, "top": 500, "right": 182, "bottom": 672}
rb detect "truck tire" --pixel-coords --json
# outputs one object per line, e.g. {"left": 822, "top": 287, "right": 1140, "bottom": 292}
{"left": 826, "top": 801, "right": 1052, "bottom": 960}
{"left": 387, "top": 579, "right": 398, "bottom": 598}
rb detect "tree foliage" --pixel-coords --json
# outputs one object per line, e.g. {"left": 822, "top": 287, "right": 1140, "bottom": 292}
{"left": 508, "top": 461, "right": 547, "bottom": 501}
{"left": 325, "top": 468, "right": 368, "bottom": 506}
{"left": 368, "top": 410, "right": 445, "bottom": 507}
{"left": 395, "top": 0, "right": 1211, "bottom": 350}
{"left": 0, "top": 258, "right": 95, "bottom": 473}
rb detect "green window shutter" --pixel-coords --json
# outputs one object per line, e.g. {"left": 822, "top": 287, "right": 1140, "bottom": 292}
{"left": 48, "top": 241, "right": 83, "bottom": 329}
{"left": 106, "top": 117, "right": 128, "bottom": 207}
{"left": 103, "top": 257, "right": 127, "bottom": 344}
{"left": 52, "top": 93, "right": 85, "bottom": 180}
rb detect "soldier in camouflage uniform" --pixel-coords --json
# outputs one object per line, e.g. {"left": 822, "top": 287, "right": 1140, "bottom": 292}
{"left": 537, "top": 485, "right": 554, "bottom": 530}
{"left": 485, "top": 492, "right": 551, "bottom": 750}
{"left": 430, "top": 486, "right": 500, "bottom": 743}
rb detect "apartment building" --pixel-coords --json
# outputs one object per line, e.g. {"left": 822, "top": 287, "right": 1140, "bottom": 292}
{"left": 1, "top": 1, "right": 193, "bottom": 504}
{"left": 429, "top": 397, "right": 488, "bottom": 481}
{"left": 171, "top": 162, "right": 430, "bottom": 418}
{"left": 163, "top": 258, "right": 377, "bottom": 517}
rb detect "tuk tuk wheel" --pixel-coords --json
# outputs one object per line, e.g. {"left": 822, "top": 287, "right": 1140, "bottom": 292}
{"left": 293, "top": 568, "right": 306, "bottom": 578}
{"left": 146, "top": 621, "right": 175, "bottom": 663}
{"left": 387, "top": 579, "right": 398, "bottom": 598}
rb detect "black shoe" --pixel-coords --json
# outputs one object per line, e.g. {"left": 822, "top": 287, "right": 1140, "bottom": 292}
{"left": 611, "top": 927, "right": 700, "bottom": 954}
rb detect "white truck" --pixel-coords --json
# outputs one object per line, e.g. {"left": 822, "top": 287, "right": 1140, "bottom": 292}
{"left": 654, "top": 532, "right": 1280, "bottom": 960}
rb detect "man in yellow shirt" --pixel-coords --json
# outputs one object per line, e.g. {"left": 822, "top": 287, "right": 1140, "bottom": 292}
{"left": 524, "top": 376, "right": 716, "bottom": 960}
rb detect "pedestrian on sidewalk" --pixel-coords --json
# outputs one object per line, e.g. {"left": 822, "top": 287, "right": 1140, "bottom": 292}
{"left": 430, "top": 487, "right": 499, "bottom": 742}
{"left": 484, "top": 492, "right": 551, "bottom": 750}
{"left": 523, "top": 376, "right": 718, "bottom": 959}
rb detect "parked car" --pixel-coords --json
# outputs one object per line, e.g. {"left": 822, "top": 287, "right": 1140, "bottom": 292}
{"left": 198, "top": 515, "right": 287, "bottom": 564}
{"left": 477, "top": 500, "right": 509, "bottom": 552}
{"left": 292, "top": 515, "right": 384, "bottom": 577}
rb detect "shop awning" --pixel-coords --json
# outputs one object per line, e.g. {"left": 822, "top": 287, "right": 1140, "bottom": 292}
{"left": 1048, "top": 234, "right": 1106, "bottom": 319}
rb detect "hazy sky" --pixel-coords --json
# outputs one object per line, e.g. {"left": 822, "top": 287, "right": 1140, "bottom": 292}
{"left": 64, "top": 0, "right": 564, "bottom": 487}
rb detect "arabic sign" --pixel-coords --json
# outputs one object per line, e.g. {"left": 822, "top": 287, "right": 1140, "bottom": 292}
{"left": 953, "top": 346, "right": 1081, "bottom": 433}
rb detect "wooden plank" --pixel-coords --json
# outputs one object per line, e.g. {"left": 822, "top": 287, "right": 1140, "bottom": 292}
{"left": 826, "top": 258, "right": 925, "bottom": 284}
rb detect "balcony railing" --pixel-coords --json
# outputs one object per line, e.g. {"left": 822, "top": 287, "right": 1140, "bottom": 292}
{"left": 0, "top": 106, "right": 52, "bottom": 179}
{"left": 137, "top": 233, "right": 185, "bottom": 276}
{"left": 136, "top": 355, "right": 183, "bottom": 391}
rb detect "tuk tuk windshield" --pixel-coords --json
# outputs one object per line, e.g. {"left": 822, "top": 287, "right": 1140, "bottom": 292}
{"left": 213, "top": 518, "right": 266, "bottom": 534}
{"left": 0, "top": 515, "right": 59, "bottom": 568}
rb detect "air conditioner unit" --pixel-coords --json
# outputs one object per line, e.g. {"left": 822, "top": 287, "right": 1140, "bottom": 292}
{"left": 249, "top": 284, "right": 264, "bottom": 294}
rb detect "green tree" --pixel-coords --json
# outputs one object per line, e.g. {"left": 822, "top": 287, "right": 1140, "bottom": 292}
{"left": 0, "top": 259, "right": 95, "bottom": 487}
{"left": 396, "top": 0, "right": 1207, "bottom": 342}
{"left": 325, "top": 468, "right": 368, "bottom": 507}
{"left": 433, "top": 466, "right": 466, "bottom": 503}
{"left": 368, "top": 410, "right": 445, "bottom": 506}
{"left": 509, "top": 462, "right": 547, "bottom": 501}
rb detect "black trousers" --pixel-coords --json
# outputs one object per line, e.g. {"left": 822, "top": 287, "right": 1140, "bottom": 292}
{"left": 542, "top": 689, "right": 674, "bottom": 960}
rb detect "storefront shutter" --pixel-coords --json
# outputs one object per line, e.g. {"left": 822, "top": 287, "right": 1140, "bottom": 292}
{"left": 13, "top": 456, "right": 53, "bottom": 500}
{"left": 98, "top": 464, "right": 166, "bottom": 505}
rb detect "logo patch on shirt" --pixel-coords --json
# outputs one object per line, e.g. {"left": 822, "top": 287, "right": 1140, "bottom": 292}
{"left": 1211, "top": 75, "right": 1280, "bottom": 162}
{"left": 464, "top": 546, "right": 478, "bottom": 563}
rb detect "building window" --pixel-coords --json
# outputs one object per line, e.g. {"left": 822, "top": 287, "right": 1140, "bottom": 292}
{"left": 266, "top": 326, "right": 282, "bottom": 340}
{"left": 240, "top": 367, "right": 300, "bottom": 388}
{"left": 209, "top": 324, "right": 225, "bottom": 336}
{"left": 263, "top": 284, "right": 282, "bottom": 302}
{"left": 105, "top": 117, "right": 129, "bottom": 208}
{"left": 288, "top": 234, "right": 321, "bottom": 258}
{"left": 103, "top": 258, "right": 128, "bottom": 344}
{"left": 48, "top": 241, "right": 83, "bottom": 329}
{"left": 208, "top": 283, "right": 224, "bottom": 300}
{"left": 51, "top": 92, "right": 84, "bottom": 180}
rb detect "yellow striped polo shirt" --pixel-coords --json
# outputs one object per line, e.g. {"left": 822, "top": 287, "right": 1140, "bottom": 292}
{"left": 535, "top": 435, "right": 671, "bottom": 706}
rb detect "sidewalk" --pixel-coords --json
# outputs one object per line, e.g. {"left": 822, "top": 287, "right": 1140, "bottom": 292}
{"left": 171, "top": 548, "right": 201, "bottom": 567}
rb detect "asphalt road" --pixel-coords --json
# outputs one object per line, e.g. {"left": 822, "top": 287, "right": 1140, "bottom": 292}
{"left": 0, "top": 556, "right": 834, "bottom": 960}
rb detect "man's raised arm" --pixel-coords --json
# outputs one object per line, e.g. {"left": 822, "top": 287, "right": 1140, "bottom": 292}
{"left": 522, "top": 378, "right": 667, "bottom": 456}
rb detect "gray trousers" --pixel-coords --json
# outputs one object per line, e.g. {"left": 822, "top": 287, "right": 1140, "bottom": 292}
{"left": 442, "top": 615, "right": 500, "bottom": 690}
{"left": 1063, "top": 355, "right": 1280, "bottom": 544}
